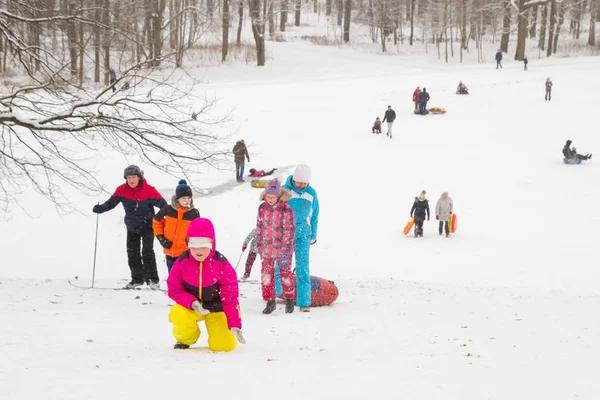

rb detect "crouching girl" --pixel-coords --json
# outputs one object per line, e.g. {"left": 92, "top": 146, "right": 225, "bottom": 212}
{"left": 167, "top": 217, "right": 245, "bottom": 350}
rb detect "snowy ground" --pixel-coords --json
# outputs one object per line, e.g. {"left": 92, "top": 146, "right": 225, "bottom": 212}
{"left": 2, "top": 37, "right": 600, "bottom": 399}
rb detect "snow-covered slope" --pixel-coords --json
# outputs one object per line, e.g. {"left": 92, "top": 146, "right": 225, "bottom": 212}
{"left": 1, "top": 41, "right": 599, "bottom": 400}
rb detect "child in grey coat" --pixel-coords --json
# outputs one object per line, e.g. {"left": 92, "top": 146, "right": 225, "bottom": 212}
{"left": 241, "top": 228, "right": 259, "bottom": 280}
{"left": 435, "top": 192, "right": 454, "bottom": 237}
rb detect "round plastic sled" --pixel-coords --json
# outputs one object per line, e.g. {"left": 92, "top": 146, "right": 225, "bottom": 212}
{"left": 277, "top": 275, "right": 339, "bottom": 307}
{"left": 456, "top": 91, "right": 469, "bottom": 95}
{"left": 250, "top": 179, "right": 269, "bottom": 188}
{"left": 563, "top": 158, "right": 582, "bottom": 165}
{"left": 429, "top": 107, "right": 447, "bottom": 114}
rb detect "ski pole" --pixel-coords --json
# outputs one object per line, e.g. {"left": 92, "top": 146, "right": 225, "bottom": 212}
{"left": 91, "top": 207, "right": 100, "bottom": 288}
{"left": 234, "top": 249, "right": 245, "bottom": 271}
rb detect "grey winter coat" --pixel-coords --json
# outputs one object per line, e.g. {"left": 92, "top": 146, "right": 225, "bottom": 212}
{"left": 435, "top": 193, "right": 454, "bottom": 222}
{"left": 243, "top": 228, "right": 259, "bottom": 252}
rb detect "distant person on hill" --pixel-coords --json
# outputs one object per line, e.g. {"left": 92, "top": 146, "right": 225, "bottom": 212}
{"left": 410, "top": 190, "right": 430, "bottom": 237}
{"left": 418, "top": 88, "right": 430, "bottom": 115}
{"left": 435, "top": 192, "right": 453, "bottom": 237}
{"left": 382, "top": 105, "right": 396, "bottom": 139}
{"left": 545, "top": 78, "right": 553, "bottom": 101}
{"left": 523, "top": 56, "right": 528, "bottom": 71}
{"left": 372, "top": 117, "right": 382, "bottom": 134}
{"left": 562, "top": 140, "right": 592, "bottom": 161}
{"left": 108, "top": 67, "right": 117, "bottom": 92}
{"left": 495, "top": 50, "right": 503, "bottom": 69}
{"left": 249, "top": 168, "right": 277, "bottom": 178}
{"left": 232, "top": 140, "right": 250, "bottom": 182}
{"left": 412, "top": 87, "right": 421, "bottom": 110}
{"left": 456, "top": 81, "right": 468, "bottom": 94}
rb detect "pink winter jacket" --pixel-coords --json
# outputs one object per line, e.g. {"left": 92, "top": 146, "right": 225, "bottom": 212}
{"left": 166, "top": 218, "right": 242, "bottom": 329}
{"left": 256, "top": 189, "right": 295, "bottom": 259}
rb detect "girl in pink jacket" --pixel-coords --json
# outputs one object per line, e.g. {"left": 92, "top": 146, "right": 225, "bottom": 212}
{"left": 167, "top": 217, "right": 245, "bottom": 350}
{"left": 256, "top": 178, "right": 296, "bottom": 314}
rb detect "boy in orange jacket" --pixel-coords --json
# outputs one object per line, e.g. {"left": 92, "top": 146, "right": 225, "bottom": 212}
{"left": 153, "top": 180, "right": 200, "bottom": 273}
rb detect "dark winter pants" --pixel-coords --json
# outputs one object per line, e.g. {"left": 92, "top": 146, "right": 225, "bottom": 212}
{"left": 496, "top": 60, "right": 502, "bottom": 69}
{"left": 545, "top": 89, "right": 552, "bottom": 101}
{"left": 415, "top": 101, "right": 419, "bottom": 110}
{"left": 110, "top": 78, "right": 116, "bottom": 92}
{"left": 372, "top": 126, "right": 381, "bottom": 134}
{"left": 264, "top": 168, "right": 276, "bottom": 176}
{"left": 126, "top": 229, "right": 159, "bottom": 284}
{"left": 235, "top": 162, "right": 245, "bottom": 182}
{"left": 419, "top": 102, "right": 428, "bottom": 115}
{"left": 244, "top": 251, "right": 258, "bottom": 277}
{"left": 414, "top": 219, "right": 424, "bottom": 236}
{"left": 165, "top": 255, "right": 177, "bottom": 274}
{"left": 438, "top": 220, "right": 449, "bottom": 234}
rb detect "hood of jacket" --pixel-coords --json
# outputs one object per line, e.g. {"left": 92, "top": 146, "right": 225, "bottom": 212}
{"left": 186, "top": 218, "right": 216, "bottom": 252}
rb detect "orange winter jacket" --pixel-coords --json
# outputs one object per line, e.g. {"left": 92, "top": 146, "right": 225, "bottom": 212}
{"left": 153, "top": 197, "right": 200, "bottom": 258}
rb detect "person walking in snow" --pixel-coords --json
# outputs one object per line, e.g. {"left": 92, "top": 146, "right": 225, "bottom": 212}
{"left": 248, "top": 168, "right": 277, "bottom": 178}
{"left": 167, "top": 217, "right": 245, "bottom": 350}
{"left": 545, "top": 78, "right": 553, "bottom": 101}
{"left": 240, "top": 227, "right": 259, "bottom": 281}
{"left": 372, "top": 117, "right": 382, "bottom": 134}
{"left": 412, "top": 87, "right": 422, "bottom": 110}
{"left": 495, "top": 50, "right": 503, "bottom": 69}
{"left": 435, "top": 192, "right": 453, "bottom": 237}
{"left": 410, "top": 190, "right": 430, "bottom": 237}
{"left": 255, "top": 178, "right": 296, "bottom": 314}
{"left": 232, "top": 140, "right": 250, "bottom": 182}
{"left": 93, "top": 165, "right": 167, "bottom": 289}
{"left": 418, "top": 88, "right": 430, "bottom": 115}
{"left": 382, "top": 105, "right": 396, "bottom": 138}
{"left": 562, "top": 140, "right": 592, "bottom": 161}
{"left": 153, "top": 179, "right": 200, "bottom": 274}
{"left": 523, "top": 56, "right": 528, "bottom": 71}
{"left": 108, "top": 67, "right": 117, "bottom": 92}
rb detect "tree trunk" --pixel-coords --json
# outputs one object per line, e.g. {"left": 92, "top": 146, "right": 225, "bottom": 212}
{"left": 410, "top": 0, "right": 415, "bottom": 45}
{"left": 249, "top": 0, "right": 266, "bottom": 65}
{"left": 552, "top": 0, "right": 565, "bottom": 53}
{"left": 514, "top": 0, "right": 528, "bottom": 60}
{"left": 539, "top": 3, "right": 547, "bottom": 49}
{"left": 547, "top": 0, "right": 556, "bottom": 56}
{"left": 103, "top": 0, "right": 110, "bottom": 85}
{"left": 295, "top": 0, "right": 301, "bottom": 26}
{"left": 222, "top": 0, "right": 229, "bottom": 62}
{"left": 237, "top": 1, "right": 243, "bottom": 44}
{"left": 94, "top": 0, "right": 101, "bottom": 82}
{"left": 460, "top": 0, "right": 467, "bottom": 49}
{"left": 590, "top": 0, "right": 597, "bottom": 45}
{"left": 343, "top": 0, "right": 351, "bottom": 42}
{"left": 530, "top": 5, "right": 538, "bottom": 38}
{"left": 337, "top": 0, "right": 343, "bottom": 25}
{"left": 281, "top": 0, "right": 288, "bottom": 31}
{"left": 500, "top": 0, "right": 510, "bottom": 53}
{"left": 326, "top": 0, "right": 332, "bottom": 15}
{"left": 207, "top": 0, "right": 215, "bottom": 18}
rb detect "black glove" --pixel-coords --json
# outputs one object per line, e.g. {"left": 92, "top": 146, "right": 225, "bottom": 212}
{"left": 157, "top": 235, "right": 173, "bottom": 249}
{"left": 92, "top": 204, "right": 102, "bottom": 213}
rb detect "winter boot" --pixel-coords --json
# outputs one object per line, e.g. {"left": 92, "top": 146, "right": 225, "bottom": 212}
{"left": 262, "top": 300, "right": 276, "bottom": 314}
{"left": 124, "top": 281, "right": 143, "bottom": 290}
{"left": 300, "top": 307, "right": 311, "bottom": 312}
{"left": 149, "top": 282, "right": 161, "bottom": 290}
{"left": 174, "top": 342, "right": 190, "bottom": 349}
{"left": 285, "top": 299, "right": 295, "bottom": 313}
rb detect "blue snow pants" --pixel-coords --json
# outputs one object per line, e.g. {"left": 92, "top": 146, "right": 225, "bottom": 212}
{"left": 275, "top": 236, "right": 311, "bottom": 307}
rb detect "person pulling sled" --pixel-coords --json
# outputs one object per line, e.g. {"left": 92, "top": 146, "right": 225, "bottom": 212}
{"left": 410, "top": 190, "right": 430, "bottom": 237}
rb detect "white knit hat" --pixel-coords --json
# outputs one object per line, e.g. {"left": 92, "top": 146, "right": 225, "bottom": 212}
{"left": 293, "top": 164, "right": 311, "bottom": 183}
{"left": 188, "top": 237, "right": 213, "bottom": 249}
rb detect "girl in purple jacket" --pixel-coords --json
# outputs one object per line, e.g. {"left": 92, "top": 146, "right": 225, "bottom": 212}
{"left": 167, "top": 218, "right": 246, "bottom": 350}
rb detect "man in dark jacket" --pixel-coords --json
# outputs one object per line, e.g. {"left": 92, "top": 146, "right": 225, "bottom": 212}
{"left": 418, "top": 89, "right": 430, "bottom": 115}
{"left": 495, "top": 50, "right": 503, "bottom": 69}
{"left": 563, "top": 140, "right": 592, "bottom": 161}
{"left": 232, "top": 140, "right": 250, "bottom": 182}
{"left": 93, "top": 165, "right": 167, "bottom": 289}
{"left": 545, "top": 78, "right": 553, "bottom": 101}
{"left": 382, "top": 105, "right": 396, "bottom": 139}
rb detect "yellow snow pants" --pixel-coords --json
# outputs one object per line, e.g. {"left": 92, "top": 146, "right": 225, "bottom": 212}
{"left": 168, "top": 304, "right": 237, "bottom": 352}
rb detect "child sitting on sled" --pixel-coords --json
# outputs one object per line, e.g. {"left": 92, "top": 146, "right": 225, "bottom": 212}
{"left": 563, "top": 140, "right": 592, "bottom": 161}
{"left": 372, "top": 117, "right": 382, "bottom": 134}
{"left": 456, "top": 81, "right": 468, "bottom": 94}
